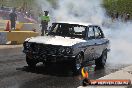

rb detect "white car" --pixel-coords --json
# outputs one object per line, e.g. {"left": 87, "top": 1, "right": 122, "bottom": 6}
{"left": 23, "top": 22, "right": 110, "bottom": 74}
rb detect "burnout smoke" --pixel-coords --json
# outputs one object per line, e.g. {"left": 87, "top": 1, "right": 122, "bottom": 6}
{"left": 106, "top": 22, "right": 132, "bottom": 65}
{"left": 36, "top": 0, "right": 106, "bottom": 24}
{"left": 36, "top": 0, "right": 132, "bottom": 65}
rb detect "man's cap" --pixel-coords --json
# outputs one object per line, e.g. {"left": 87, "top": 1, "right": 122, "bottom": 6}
{"left": 44, "top": 11, "right": 49, "bottom": 13}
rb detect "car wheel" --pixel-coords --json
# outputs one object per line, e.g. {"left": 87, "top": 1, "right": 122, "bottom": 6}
{"left": 95, "top": 51, "right": 107, "bottom": 67}
{"left": 26, "top": 56, "right": 36, "bottom": 68}
{"left": 43, "top": 62, "right": 51, "bottom": 67}
{"left": 72, "top": 53, "right": 83, "bottom": 75}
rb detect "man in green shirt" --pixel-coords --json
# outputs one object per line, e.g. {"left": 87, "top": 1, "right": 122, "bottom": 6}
{"left": 40, "top": 11, "right": 50, "bottom": 36}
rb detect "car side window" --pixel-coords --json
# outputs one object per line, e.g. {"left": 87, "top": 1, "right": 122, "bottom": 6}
{"left": 94, "top": 26, "right": 103, "bottom": 39}
{"left": 87, "top": 26, "right": 95, "bottom": 39}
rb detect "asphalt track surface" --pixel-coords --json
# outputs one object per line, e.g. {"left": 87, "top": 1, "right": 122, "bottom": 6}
{"left": 0, "top": 47, "right": 129, "bottom": 88}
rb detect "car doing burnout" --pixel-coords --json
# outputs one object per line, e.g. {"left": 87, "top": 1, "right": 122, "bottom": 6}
{"left": 23, "top": 22, "right": 110, "bottom": 73}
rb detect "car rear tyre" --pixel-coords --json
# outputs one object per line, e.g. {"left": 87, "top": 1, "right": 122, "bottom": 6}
{"left": 95, "top": 51, "right": 107, "bottom": 67}
{"left": 43, "top": 62, "right": 51, "bottom": 68}
{"left": 26, "top": 56, "right": 36, "bottom": 68}
{"left": 72, "top": 53, "right": 83, "bottom": 75}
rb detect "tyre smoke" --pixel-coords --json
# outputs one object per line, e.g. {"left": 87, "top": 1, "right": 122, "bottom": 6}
{"left": 105, "top": 22, "right": 132, "bottom": 64}
{"left": 36, "top": 0, "right": 132, "bottom": 65}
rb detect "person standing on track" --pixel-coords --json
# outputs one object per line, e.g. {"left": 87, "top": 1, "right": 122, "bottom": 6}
{"left": 40, "top": 11, "right": 50, "bottom": 36}
{"left": 9, "top": 8, "right": 17, "bottom": 30}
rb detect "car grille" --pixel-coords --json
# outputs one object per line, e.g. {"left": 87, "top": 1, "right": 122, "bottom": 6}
{"left": 29, "top": 43, "right": 59, "bottom": 55}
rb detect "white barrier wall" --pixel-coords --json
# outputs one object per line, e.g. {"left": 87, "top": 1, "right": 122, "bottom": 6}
{"left": 0, "top": 31, "right": 39, "bottom": 44}
{"left": 0, "top": 20, "right": 41, "bottom": 33}
{"left": 0, "top": 32, "right": 7, "bottom": 44}
{"left": 0, "top": 20, "right": 7, "bottom": 30}
{"left": 21, "top": 23, "right": 41, "bottom": 33}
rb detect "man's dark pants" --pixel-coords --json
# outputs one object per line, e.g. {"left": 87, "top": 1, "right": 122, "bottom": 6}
{"left": 41, "top": 21, "right": 48, "bottom": 36}
{"left": 10, "top": 20, "right": 16, "bottom": 29}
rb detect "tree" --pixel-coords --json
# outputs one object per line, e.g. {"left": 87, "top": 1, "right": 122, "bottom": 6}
{"left": 103, "top": 0, "right": 132, "bottom": 16}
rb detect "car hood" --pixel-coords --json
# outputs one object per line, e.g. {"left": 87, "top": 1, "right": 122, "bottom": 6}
{"left": 26, "top": 36, "right": 86, "bottom": 46}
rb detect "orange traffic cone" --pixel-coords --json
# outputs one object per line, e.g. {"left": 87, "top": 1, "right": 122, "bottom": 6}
{"left": 5, "top": 21, "right": 10, "bottom": 31}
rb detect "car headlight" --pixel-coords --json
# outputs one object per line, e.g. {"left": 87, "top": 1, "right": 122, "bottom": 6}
{"left": 65, "top": 47, "right": 72, "bottom": 54}
{"left": 24, "top": 42, "right": 31, "bottom": 48}
{"left": 58, "top": 47, "right": 65, "bottom": 54}
{"left": 58, "top": 47, "right": 72, "bottom": 55}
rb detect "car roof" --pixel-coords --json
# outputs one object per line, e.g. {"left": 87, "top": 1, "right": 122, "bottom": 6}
{"left": 53, "top": 21, "right": 92, "bottom": 26}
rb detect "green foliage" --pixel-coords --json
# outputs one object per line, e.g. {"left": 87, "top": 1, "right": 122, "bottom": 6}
{"left": 103, "top": 0, "right": 132, "bottom": 15}
{"left": 47, "top": 0, "right": 56, "bottom": 4}
{"left": 0, "top": 0, "right": 35, "bottom": 9}
{"left": 0, "top": 0, "right": 131, "bottom": 17}
{"left": 46, "top": 0, "right": 58, "bottom": 8}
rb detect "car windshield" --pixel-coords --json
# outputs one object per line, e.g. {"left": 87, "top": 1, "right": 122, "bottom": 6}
{"left": 48, "top": 23, "right": 86, "bottom": 39}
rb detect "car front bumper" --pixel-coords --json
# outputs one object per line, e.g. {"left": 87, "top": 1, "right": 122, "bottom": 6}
{"left": 23, "top": 50, "right": 76, "bottom": 62}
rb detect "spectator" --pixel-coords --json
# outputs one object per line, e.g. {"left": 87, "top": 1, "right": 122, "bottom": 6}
{"left": 111, "top": 13, "right": 115, "bottom": 22}
{"left": 9, "top": 8, "right": 17, "bottom": 30}
{"left": 40, "top": 11, "right": 50, "bottom": 36}
{"left": 126, "top": 14, "right": 130, "bottom": 21}
{"left": 125, "top": 13, "right": 130, "bottom": 22}
{"left": 115, "top": 12, "right": 119, "bottom": 20}
{"left": 1, "top": 5, "right": 4, "bottom": 10}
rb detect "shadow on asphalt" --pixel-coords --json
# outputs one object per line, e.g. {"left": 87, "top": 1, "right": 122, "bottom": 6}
{"left": 16, "top": 63, "right": 84, "bottom": 88}
{"left": 16, "top": 62, "right": 105, "bottom": 77}
{"left": 17, "top": 62, "right": 75, "bottom": 77}
{"left": 16, "top": 64, "right": 106, "bottom": 88}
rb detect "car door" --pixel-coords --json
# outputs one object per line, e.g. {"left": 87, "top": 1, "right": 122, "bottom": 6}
{"left": 93, "top": 26, "right": 108, "bottom": 59}
{"left": 84, "top": 26, "right": 96, "bottom": 61}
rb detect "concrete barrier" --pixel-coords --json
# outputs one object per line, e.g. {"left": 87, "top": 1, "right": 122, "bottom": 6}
{"left": 0, "top": 32, "right": 7, "bottom": 44}
{"left": 21, "top": 23, "right": 41, "bottom": 31}
{"left": 0, "top": 31, "right": 39, "bottom": 44}
{"left": 0, "top": 20, "right": 40, "bottom": 32}
{"left": 0, "top": 20, "right": 8, "bottom": 30}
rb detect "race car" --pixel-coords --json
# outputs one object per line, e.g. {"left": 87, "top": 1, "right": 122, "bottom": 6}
{"left": 23, "top": 21, "right": 110, "bottom": 73}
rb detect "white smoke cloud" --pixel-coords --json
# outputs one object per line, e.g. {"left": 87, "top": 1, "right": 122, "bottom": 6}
{"left": 36, "top": 0, "right": 132, "bottom": 65}
{"left": 106, "top": 22, "right": 132, "bottom": 64}
{"left": 36, "top": 0, "right": 106, "bottom": 25}
{"left": 35, "top": 0, "right": 51, "bottom": 11}
{"left": 53, "top": 0, "right": 106, "bottom": 25}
